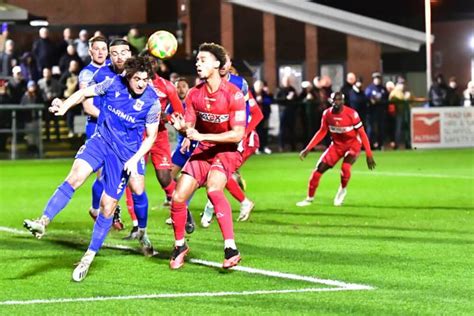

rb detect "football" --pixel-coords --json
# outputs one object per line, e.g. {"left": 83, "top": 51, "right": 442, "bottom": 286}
{"left": 147, "top": 30, "right": 178, "bottom": 59}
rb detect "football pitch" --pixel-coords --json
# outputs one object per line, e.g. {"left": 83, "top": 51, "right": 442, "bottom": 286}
{"left": 0, "top": 149, "right": 473, "bottom": 315}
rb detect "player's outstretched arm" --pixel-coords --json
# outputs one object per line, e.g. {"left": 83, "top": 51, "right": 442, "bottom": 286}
{"left": 357, "top": 126, "right": 376, "bottom": 170}
{"left": 300, "top": 128, "right": 327, "bottom": 161}
{"left": 49, "top": 85, "right": 98, "bottom": 116}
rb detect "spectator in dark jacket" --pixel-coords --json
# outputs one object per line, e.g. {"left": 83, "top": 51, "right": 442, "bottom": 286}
{"left": 58, "top": 44, "right": 83, "bottom": 74}
{"left": 340, "top": 72, "right": 356, "bottom": 103}
{"left": 0, "top": 39, "right": 17, "bottom": 76}
{"left": 349, "top": 77, "right": 368, "bottom": 127}
{"left": 19, "top": 52, "right": 40, "bottom": 82}
{"left": 428, "top": 73, "right": 449, "bottom": 107}
{"left": 365, "top": 72, "right": 388, "bottom": 149}
{"left": 32, "top": 27, "right": 57, "bottom": 74}
{"left": 447, "top": 76, "right": 462, "bottom": 106}
{"left": 7, "top": 66, "right": 26, "bottom": 104}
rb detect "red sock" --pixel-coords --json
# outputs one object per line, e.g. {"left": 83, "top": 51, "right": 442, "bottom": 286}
{"left": 125, "top": 186, "right": 137, "bottom": 222}
{"left": 308, "top": 170, "right": 322, "bottom": 198}
{"left": 208, "top": 190, "right": 234, "bottom": 240}
{"left": 171, "top": 201, "right": 187, "bottom": 240}
{"left": 162, "top": 180, "right": 176, "bottom": 201}
{"left": 341, "top": 163, "right": 352, "bottom": 188}
{"left": 226, "top": 176, "right": 245, "bottom": 203}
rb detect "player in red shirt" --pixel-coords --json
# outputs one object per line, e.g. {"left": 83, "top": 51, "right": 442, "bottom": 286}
{"left": 169, "top": 43, "right": 246, "bottom": 270}
{"left": 201, "top": 54, "right": 264, "bottom": 226}
{"left": 297, "top": 91, "right": 376, "bottom": 207}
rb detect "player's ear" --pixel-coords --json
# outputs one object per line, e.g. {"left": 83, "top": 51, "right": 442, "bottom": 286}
{"left": 213, "top": 60, "right": 220, "bottom": 69}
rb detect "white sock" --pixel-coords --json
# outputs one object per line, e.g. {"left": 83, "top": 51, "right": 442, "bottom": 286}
{"left": 175, "top": 238, "right": 185, "bottom": 247}
{"left": 224, "top": 239, "right": 237, "bottom": 250}
{"left": 132, "top": 220, "right": 138, "bottom": 227}
{"left": 242, "top": 198, "right": 250, "bottom": 205}
{"left": 84, "top": 249, "right": 96, "bottom": 264}
{"left": 307, "top": 196, "right": 314, "bottom": 201}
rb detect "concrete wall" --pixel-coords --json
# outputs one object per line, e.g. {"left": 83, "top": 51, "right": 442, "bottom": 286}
{"left": 8, "top": 0, "right": 147, "bottom": 24}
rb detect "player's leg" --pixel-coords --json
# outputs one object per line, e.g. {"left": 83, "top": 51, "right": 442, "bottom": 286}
{"left": 169, "top": 172, "right": 199, "bottom": 269}
{"left": 334, "top": 148, "right": 359, "bottom": 206}
{"left": 128, "top": 168, "right": 155, "bottom": 256}
{"left": 89, "top": 168, "right": 103, "bottom": 220}
{"left": 23, "top": 140, "right": 101, "bottom": 238}
{"left": 150, "top": 132, "right": 176, "bottom": 207}
{"left": 235, "top": 133, "right": 258, "bottom": 221}
{"left": 123, "top": 185, "right": 139, "bottom": 240}
{"left": 72, "top": 192, "right": 118, "bottom": 282}
{"left": 296, "top": 146, "right": 337, "bottom": 207}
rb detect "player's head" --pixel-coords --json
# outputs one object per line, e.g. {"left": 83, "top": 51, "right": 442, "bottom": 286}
{"left": 109, "top": 39, "right": 132, "bottom": 72}
{"left": 138, "top": 50, "right": 159, "bottom": 75}
{"left": 124, "top": 56, "right": 154, "bottom": 95}
{"left": 174, "top": 77, "right": 189, "bottom": 100}
{"left": 88, "top": 36, "right": 108, "bottom": 65}
{"left": 219, "top": 53, "right": 232, "bottom": 77}
{"left": 196, "top": 42, "right": 227, "bottom": 80}
{"left": 329, "top": 91, "right": 344, "bottom": 110}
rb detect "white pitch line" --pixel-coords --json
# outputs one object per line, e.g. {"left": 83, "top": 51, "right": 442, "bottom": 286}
{"left": 1, "top": 225, "right": 374, "bottom": 305}
{"left": 351, "top": 170, "right": 473, "bottom": 180}
{"left": 0, "top": 287, "right": 359, "bottom": 306}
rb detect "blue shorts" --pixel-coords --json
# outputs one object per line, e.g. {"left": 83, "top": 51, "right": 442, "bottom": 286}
{"left": 85, "top": 120, "right": 97, "bottom": 140}
{"left": 76, "top": 134, "right": 129, "bottom": 200}
{"left": 171, "top": 135, "right": 198, "bottom": 168}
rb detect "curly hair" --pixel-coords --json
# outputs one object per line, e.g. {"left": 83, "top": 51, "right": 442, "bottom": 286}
{"left": 124, "top": 56, "right": 154, "bottom": 80}
{"left": 198, "top": 42, "right": 227, "bottom": 69}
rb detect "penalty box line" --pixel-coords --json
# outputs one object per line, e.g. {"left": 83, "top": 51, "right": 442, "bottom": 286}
{"left": 0, "top": 226, "right": 374, "bottom": 305}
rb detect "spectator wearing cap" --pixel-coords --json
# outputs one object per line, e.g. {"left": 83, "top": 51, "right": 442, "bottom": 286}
{"left": 365, "top": 72, "right": 388, "bottom": 150}
{"left": 7, "top": 65, "right": 26, "bottom": 104}
{"left": 428, "top": 73, "right": 448, "bottom": 107}
{"left": 32, "top": 27, "right": 57, "bottom": 74}
{"left": 74, "top": 29, "right": 90, "bottom": 64}
{"left": 19, "top": 52, "right": 40, "bottom": 83}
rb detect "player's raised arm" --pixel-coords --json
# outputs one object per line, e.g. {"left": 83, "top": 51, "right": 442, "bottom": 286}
{"left": 49, "top": 77, "right": 114, "bottom": 116}
{"left": 299, "top": 111, "right": 329, "bottom": 160}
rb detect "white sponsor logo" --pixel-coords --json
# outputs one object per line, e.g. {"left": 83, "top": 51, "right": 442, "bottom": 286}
{"left": 115, "top": 91, "right": 120, "bottom": 98}
{"left": 107, "top": 105, "right": 136, "bottom": 123}
{"left": 198, "top": 111, "right": 230, "bottom": 123}
{"left": 116, "top": 177, "right": 127, "bottom": 195}
{"left": 234, "top": 91, "right": 243, "bottom": 100}
{"left": 415, "top": 116, "right": 440, "bottom": 126}
{"left": 133, "top": 99, "right": 144, "bottom": 111}
{"left": 329, "top": 125, "right": 354, "bottom": 133}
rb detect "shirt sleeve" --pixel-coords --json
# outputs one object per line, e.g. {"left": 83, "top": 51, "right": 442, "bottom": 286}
{"left": 352, "top": 110, "right": 363, "bottom": 129}
{"left": 166, "top": 81, "right": 184, "bottom": 114}
{"left": 78, "top": 69, "right": 94, "bottom": 87}
{"left": 184, "top": 90, "right": 196, "bottom": 125}
{"left": 93, "top": 77, "right": 115, "bottom": 96}
{"left": 146, "top": 100, "right": 161, "bottom": 126}
{"left": 229, "top": 89, "right": 247, "bottom": 128}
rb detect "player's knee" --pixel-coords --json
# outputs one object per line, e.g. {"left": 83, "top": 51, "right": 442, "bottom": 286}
{"left": 341, "top": 163, "right": 352, "bottom": 177}
{"left": 172, "top": 190, "right": 187, "bottom": 203}
{"left": 129, "top": 176, "right": 145, "bottom": 195}
{"left": 156, "top": 169, "right": 171, "bottom": 187}
{"left": 100, "top": 201, "right": 116, "bottom": 218}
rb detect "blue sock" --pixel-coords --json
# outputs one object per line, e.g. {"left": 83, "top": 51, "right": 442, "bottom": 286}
{"left": 132, "top": 192, "right": 148, "bottom": 229}
{"left": 91, "top": 178, "right": 103, "bottom": 210}
{"left": 88, "top": 213, "right": 113, "bottom": 252}
{"left": 43, "top": 181, "right": 75, "bottom": 221}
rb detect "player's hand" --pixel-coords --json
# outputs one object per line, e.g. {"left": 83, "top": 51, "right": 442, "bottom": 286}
{"left": 366, "top": 156, "right": 376, "bottom": 170}
{"left": 124, "top": 157, "right": 139, "bottom": 177}
{"left": 171, "top": 112, "right": 186, "bottom": 131}
{"left": 186, "top": 128, "right": 203, "bottom": 141}
{"left": 180, "top": 137, "right": 191, "bottom": 153}
{"left": 49, "top": 98, "right": 66, "bottom": 116}
{"left": 299, "top": 149, "right": 309, "bottom": 161}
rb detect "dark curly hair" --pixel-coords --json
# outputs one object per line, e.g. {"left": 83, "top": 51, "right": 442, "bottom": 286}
{"left": 198, "top": 42, "right": 227, "bottom": 69}
{"left": 124, "top": 56, "right": 154, "bottom": 80}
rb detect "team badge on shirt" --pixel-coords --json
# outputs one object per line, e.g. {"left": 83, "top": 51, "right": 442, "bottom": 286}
{"left": 133, "top": 99, "right": 144, "bottom": 111}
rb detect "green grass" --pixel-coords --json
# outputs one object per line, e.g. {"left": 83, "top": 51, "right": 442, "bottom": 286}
{"left": 0, "top": 149, "right": 473, "bottom": 315}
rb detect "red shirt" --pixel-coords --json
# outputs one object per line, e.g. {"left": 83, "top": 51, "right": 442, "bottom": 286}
{"left": 321, "top": 106, "right": 363, "bottom": 146}
{"left": 151, "top": 74, "right": 184, "bottom": 131}
{"left": 185, "top": 80, "right": 246, "bottom": 150}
